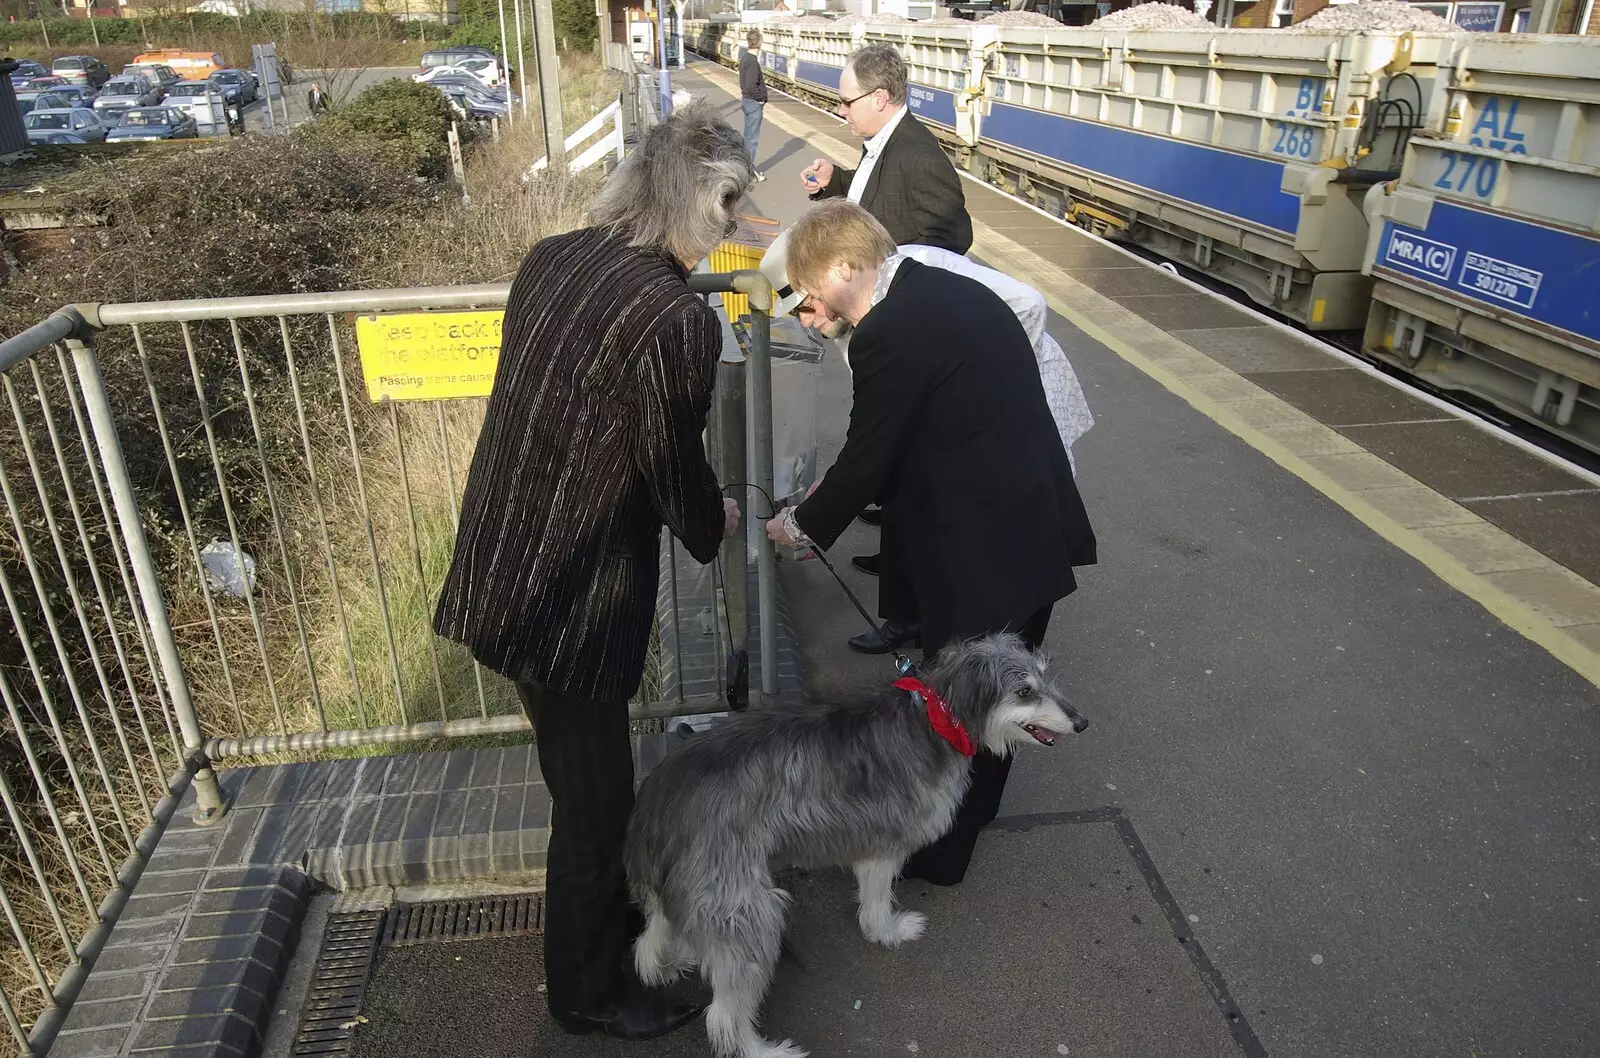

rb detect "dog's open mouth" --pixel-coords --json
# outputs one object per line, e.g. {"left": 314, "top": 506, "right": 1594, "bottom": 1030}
{"left": 1023, "top": 723, "right": 1061, "bottom": 746}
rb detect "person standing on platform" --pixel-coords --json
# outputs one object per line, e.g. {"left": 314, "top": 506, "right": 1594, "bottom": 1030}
{"left": 764, "top": 200, "right": 1097, "bottom": 887}
{"left": 799, "top": 42, "right": 974, "bottom": 653}
{"left": 799, "top": 43, "right": 970, "bottom": 253}
{"left": 434, "top": 102, "right": 750, "bottom": 1043}
{"left": 740, "top": 28, "right": 769, "bottom": 181}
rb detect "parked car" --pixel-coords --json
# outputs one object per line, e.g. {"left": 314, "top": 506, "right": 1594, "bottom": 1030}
{"left": 50, "top": 85, "right": 99, "bottom": 108}
{"left": 435, "top": 84, "right": 511, "bottom": 122}
{"left": 132, "top": 50, "right": 226, "bottom": 81}
{"left": 51, "top": 55, "right": 112, "bottom": 88}
{"left": 163, "top": 81, "right": 225, "bottom": 125}
{"left": 123, "top": 63, "right": 182, "bottom": 91}
{"left": 32, "top": 132, "right": 89, "bottom": 145}
{"left": 415, "top": 57, "right": 505, "bottom": 90}
{"left": 106, "top": 106, "right": 199, "bottom": 141}
{"left": 207, "top": 68, "right": 257, "bottom": 105}
{"left": 420, "top": 46, "right": 511, "bottom": 83}
{"left": 19, "top": 76, "right": 70, "bottom": 92}
{"left": 24, "top": 108, "right": 109, "bottom": 144}
{"left": 421, "top": 73, "right": 511, "bottom": 103}
{"left": 8, "top": 60, "right": 48, "bottom": 88}
{"left": 94, "top": 77, "right": 165, "bottom": 120}
{"left": 16, "top": 91, "right": 73, "bottom": 119}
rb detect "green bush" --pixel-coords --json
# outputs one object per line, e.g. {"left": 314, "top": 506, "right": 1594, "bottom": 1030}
{"left": 443, "top": 18, "right": 506, "bottom": 51}
{"left": 0, "top": 11, "right": 419, "bottom": 55}
{"left": 553, "top": 0, "right": 599, "bottom": 50}
{"left": 297, "top": 77, "right": 466, "bottom": 180}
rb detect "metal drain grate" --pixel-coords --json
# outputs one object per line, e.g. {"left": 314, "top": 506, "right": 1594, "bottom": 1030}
{"left": 381, "top": 894, "right": 544, "bottom": 947}
{"left": 288, "top": 910, "right": 386, "bottom": 1057}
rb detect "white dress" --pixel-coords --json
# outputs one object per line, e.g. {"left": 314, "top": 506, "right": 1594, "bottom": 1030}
{"left": 857, "top": 247, "right": 1094, "bottom": 475}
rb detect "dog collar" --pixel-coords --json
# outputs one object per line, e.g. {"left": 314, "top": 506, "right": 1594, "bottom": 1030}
{"left": 894, "top": 676, "right": 978, "bottom": 757}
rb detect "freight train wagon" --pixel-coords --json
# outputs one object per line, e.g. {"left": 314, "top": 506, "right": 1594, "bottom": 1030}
{"left": 685, "top": 19, "right": 1600, "bottom": 453}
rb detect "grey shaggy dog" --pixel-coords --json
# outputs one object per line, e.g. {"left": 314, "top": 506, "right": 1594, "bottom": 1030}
{"left": 624, "top": 633, "right": 1087, "bottom": 1058}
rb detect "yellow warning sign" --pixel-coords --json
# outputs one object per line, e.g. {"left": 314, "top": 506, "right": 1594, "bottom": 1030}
{"left": 354, "top": 311, "right": 505, "bottom": 402}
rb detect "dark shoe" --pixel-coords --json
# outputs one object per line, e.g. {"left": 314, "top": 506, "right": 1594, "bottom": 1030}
{"left": 900, "top": 859, "right": 968, "bottom": 887}
{"left": 847, "top": 620, "right": 920, "bottom": 655}
{"left": 551, "top": 992, "right": 706, "bottom": 1041}
{"left": 857, "top": 507, "right": 883, "bottom": 527}
{"left": 851, "top": 553, "right": 881, "bottom": 576}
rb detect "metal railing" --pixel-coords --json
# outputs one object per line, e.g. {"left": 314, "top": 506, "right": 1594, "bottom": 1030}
{"left": 0, "top": 271, "right": 775, "bottom": 1053}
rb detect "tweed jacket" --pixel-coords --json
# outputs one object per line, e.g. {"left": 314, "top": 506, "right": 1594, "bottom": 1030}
{"left": 811, "top": 110, "right": 972, "bottom": 254}
{"left": 434, "top": 228, "right": 725, "bottom": 704}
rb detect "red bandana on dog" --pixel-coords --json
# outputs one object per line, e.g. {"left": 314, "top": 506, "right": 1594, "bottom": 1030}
{"left": 894, "top": 676, "right": 978, "bottom": 757}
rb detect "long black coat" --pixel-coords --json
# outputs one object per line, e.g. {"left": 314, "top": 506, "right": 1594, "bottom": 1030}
{"left": 812, "top": 111, "right": 972, "bottom": 254}
{"left": 434, "top": 229, "right": 725, "bottom": 704}
{"left": 793, "top": 261, "right": 1095, "bottom": 650}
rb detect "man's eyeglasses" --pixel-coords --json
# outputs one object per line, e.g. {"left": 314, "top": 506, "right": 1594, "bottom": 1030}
{"left": 836, "top": 88, "right": 880, "bottom": 110}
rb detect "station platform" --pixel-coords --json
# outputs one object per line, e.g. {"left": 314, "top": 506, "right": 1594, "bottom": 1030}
{"left": 654, "top": 60, "right": 1600, "bottom": 1057}
{"left": 47, "top": 60, "right": 1600, "bottom": 1058}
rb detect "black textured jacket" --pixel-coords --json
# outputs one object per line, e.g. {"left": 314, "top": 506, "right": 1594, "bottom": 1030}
{"left": 811, "top": 110, "right": 971, "bottom": 254}
{"left": 434, "top": 228, "right": 725, "bottom": 704}
{"left": 794, "top": 261, "right": 1094, "bottom": 650}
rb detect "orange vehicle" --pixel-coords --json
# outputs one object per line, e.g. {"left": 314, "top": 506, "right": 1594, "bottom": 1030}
{"left": 131, "top": 50, "right": 227, "bottom": 81}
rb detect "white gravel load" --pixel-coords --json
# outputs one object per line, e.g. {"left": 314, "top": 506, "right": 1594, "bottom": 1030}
{"left": 978, "top": 10, "right": 1064, "bottom": 26}
{"left": 1292, "top": 0, "right": 1462, "bottom": 32}
{"left": 1089, "top": 3, "right": 1215, "bottom": 29}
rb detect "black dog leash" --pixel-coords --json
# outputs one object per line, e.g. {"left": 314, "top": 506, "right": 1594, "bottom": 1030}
{"left": 720, "top": 482, "right": 916, "bottom": 676}
{"left": 718, "top": 483, "right": 980, "bottom": 754}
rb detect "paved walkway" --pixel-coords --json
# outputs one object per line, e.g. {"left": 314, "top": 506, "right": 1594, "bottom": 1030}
{"left": 46, "top": 58, "right": 1600, "bottom": 1058}
{"left": 676, "top": 59, "right": 1600, "bottom": 1057}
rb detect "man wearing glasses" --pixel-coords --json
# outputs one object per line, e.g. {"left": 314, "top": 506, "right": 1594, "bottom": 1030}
{"left": 801, "top": 43, "right": 973, "bottom": 654}
{"left": 801, "top": 43, "right": 971, "bottom": 255}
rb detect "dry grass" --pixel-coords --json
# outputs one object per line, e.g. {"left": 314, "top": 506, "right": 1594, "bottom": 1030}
{"left": 0, "top": 55, "right": 627, "bottom": 1036}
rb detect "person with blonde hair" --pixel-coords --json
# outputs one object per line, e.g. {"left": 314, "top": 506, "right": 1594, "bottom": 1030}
{"left": 435, "top": 101, "right": 750, "bottom": 1042}
{"left": 766, "top": 199, "right": 1097, "bottom": 886}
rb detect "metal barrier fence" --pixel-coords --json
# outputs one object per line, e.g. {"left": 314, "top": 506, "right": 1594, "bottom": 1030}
{"left": 0, "top": 271, "right": 774, "bottom": 1052}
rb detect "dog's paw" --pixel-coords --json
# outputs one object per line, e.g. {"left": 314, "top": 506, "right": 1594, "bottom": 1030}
{"left": 864, "top": 909, "right": 927, "bottom": 948}
{"left": 753, "top": 1040, "right": 808, "bottom": 1058}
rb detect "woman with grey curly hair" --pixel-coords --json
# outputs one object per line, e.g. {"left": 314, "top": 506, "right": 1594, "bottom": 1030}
{"left": 435, "top": 100, "right": 751, "bottom": 1042}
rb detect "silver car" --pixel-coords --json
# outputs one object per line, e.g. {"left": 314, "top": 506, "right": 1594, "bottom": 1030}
{"left": 24, "top": 108, "right": 108, "bottom": 144}
{"left": 93, "top": 77, "right": 164, "bottom": 120}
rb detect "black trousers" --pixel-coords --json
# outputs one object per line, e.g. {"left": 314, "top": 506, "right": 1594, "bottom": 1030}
{"left": 516, "top": 680, "right": 635, "bottom": 1013}
{"left": 901, "top": 604, "right": 1053, "bottom": 886}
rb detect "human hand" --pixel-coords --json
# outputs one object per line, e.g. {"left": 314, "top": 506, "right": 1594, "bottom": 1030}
{"left": 723, "top": 498, "right": 741, "bottom": 539}
{"left": 801, "top": 159, "right": 833, "bottom": 193}
{"left": 767, "top": 513, "right": 799, "bottom": 548}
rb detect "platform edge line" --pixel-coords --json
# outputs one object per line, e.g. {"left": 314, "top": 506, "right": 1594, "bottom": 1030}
{"left": 973, "top": 232, "right": 1600, "bottom": 690}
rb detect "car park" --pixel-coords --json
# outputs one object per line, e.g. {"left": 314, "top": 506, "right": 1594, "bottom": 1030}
{"left": 16, "top": 91, "right": 73, "bottom": 119}
{"left": 50, "top": 85, "right": 99, "bottom": 108}
{"left": 132, "top": 50, "right": 226, "bottom": 81}
{"left": 94, "top": 77, "right": 165, "bottom": 120}
{"left": 106, "top": 106, "right": 199, "bottom": 141}
{"left": 163, "top": 81, "right": 228, "bottom": 128}
{"left": 207, "top": 68, "right": 257, "bottom": 105}
{"left": 419, "top": 46, "right": 512, "bottom": 83}
{"left": 414, "top": 56, "right": 505, "bottom": 89}
{"left": 432, "top": 83, "right": 511, "bottom": 122}
{"left": 8, "top": 61, "right": 49, "bottom": 87}
{"left": 123, "top": 63, "right": 182, "bottom": 91}
{"left": 24, "top": 108, "right": 109, "bottom": 144}
{"left": 51, "top": 55, "right": 111, "bottom": 88}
